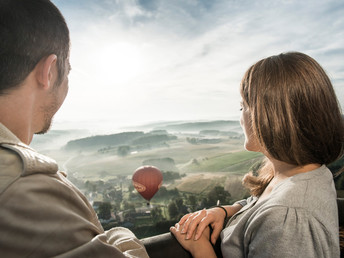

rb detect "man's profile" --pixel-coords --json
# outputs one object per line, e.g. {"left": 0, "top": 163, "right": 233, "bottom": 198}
{"left": 0, "top": 0, "right": 148, "bottom": 257}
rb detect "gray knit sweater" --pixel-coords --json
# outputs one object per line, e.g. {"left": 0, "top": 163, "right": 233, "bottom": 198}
{"left": 221, "top": 165, "right": 339, "bottom": 258}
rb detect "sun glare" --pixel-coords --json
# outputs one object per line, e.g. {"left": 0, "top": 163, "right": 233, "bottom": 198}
{"left": 91, "top": 42, "right": 142, "bottom": 86}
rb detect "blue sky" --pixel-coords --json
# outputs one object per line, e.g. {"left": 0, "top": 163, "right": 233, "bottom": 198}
{"left": 52, "top": 0, "right": 344, "bottom": 132}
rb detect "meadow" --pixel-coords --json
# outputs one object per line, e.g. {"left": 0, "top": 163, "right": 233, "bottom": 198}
{"left": 32, "top": 120, "right": 262, "bottom": 201}
{"left": 31, "top": 120, "right": 344, "bottom": 238}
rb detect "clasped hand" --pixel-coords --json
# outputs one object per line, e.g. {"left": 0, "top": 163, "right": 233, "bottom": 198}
{"left": 171, "top": 207, "right": 226, "bottom": 245}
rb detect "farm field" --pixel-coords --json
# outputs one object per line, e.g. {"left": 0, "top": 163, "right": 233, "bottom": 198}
{"left": 33, "top": 120, "right": 264, "bottom": 199}
{"left": 31, "top": 120, "right": 344, "bottom": 238}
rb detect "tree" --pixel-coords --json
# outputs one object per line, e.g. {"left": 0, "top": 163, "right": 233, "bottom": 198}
{"left": 175, "top": 197, "right": 187, "bottom": 214}
{"left": 117, "top": 145, "right": 130, "bottom": 157}
{"left": 98, "top": 202, "right": 112, "bottom": 220}
{"left": 162, "top": 171, "right": 181, "bottom": 182}
{"left": 168, "top": 202, "right": 179, "bottom": 219}
{"left": 188, "top": 195, "right": 197, "bottom": 211}
{"left": 206, "top": 186, "right": 231, "bottom": 206}
{"left": 151, "top": 207, "right": 163, "bottom": 222}
{"left": 186, "top": 137, "right": 198, "bottom": 145}
{"left": 169, "top": 188, "right": 180, "bottom": 198}
{"left": 128, "top": 184, "right": 134, "bottom": 192}
{"left": 154, "top": 186, "right": 168, "bottom": 198}
{"left": 108, "top": 189, "right": 122, "bottom": 202}
{"left": 122, "top": 200, "right": 135, "bottom": 211}
{"left": 168, "top": 198, "right": 187, "bottom": 220}
{"left": 200, "top": 197, "right": 209, "bottom": 209}
{"left": 85, "top": 180, "right": 97, "bottom": 192}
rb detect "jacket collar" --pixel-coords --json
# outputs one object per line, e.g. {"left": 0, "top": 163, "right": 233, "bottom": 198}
{"left": 0, "top": 123, "right": 58, "bottom": 176}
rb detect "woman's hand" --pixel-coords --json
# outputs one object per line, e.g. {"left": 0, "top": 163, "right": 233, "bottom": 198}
{"left": 170, "top": 222, "right": 216, "bottom": 258}
{"left": 178, "top": 204, "right": 243, "bottom": 244}
{"left": 178, "top": 207, "right": 226, "bottom": 245}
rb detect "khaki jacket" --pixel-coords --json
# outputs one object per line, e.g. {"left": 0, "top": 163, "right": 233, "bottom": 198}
{"left": 0, "top": 123, "right": 149, "bottom": 257}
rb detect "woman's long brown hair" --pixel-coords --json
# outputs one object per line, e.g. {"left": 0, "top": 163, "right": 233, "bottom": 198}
{"left": 241, "top": 52, "right": 344, "bottom": 196}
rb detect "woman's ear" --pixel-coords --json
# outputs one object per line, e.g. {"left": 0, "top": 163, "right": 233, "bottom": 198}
{"left": 35, "top": 54, "right": 57, "bottom": 89}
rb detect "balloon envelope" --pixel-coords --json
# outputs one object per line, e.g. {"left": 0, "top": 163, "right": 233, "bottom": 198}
{"left": 132, "top": 166, "right": 163, "bottom": 201}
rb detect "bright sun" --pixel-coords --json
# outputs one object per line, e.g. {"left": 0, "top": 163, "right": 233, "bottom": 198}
{"left": 91, "top": 42, "right": 142, "bottom": 86}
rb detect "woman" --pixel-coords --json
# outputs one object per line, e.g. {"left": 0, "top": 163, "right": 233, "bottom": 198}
{"left": 170, "top": 52, "right": 344, "bottom": 257}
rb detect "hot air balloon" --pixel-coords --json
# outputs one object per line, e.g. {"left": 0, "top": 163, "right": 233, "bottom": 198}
{"left": 132, "top": 166, "right": 163, "bottom": 205}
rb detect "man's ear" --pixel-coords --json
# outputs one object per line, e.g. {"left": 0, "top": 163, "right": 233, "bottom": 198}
{"left": 35, "top": 54, "right": 57, "bottom": 89}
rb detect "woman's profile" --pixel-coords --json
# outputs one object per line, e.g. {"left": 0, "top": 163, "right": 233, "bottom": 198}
{"left": 170, "top": 52, "right": 344, "bottom": 257}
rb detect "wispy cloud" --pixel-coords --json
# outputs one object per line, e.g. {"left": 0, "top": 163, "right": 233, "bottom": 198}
{"left": 52, "top": 0, "right": 344, "bottom": 131}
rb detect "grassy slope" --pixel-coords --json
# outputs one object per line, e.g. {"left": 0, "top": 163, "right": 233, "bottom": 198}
{"left": 169, "top": 151, "right": 263, "bottom": 195}
{"left": 65, "top": 136, "right": 249, "bottom": 179}
{"left": 52, "top": 131, "right": 264, "bottom": 197}
{"left": 182, "top": 151, "right": 263, "bottom": 173}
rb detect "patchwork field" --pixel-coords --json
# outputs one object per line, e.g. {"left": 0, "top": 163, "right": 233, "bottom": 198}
{"left": 34, "top": 120, "right": 264, "bottom": 198}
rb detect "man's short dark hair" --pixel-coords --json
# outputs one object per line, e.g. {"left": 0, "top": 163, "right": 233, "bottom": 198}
{"left": 0, "top": 0, "right": 70, "bottom": 94}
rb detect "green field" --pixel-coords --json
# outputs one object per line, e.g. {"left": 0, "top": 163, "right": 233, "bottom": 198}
{"left": 59, "top": 136, "right": 249, "bottom": 179}
{"left": 43, "top": 133, "right": 264, "bottom": 200}
{"left": 182, "top": 151, "right": 263, "bottom": 173}
{"left": 33, "top": 123, "right": 344, "bottom": 239}
{"left": 37, "top": 124, "right": 264, "bottom": 199}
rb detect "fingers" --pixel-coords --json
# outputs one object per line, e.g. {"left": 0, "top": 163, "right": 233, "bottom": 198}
{"left": 193, "top": 217, "right": 210, "bottom": 240}
{"left": 173, "top": 208, "right": 225, "bottom": 246}
{"left": 179, "top": 212, "right": 198, "bottom": 233}
{"left": 181, "top": 213, "right": 196, "bottom": 234}
{"left": 184, "top": 209, "right": 206, "bottom": 240}
{"left": 170, "top": 223, "right": 182, "bottom": 242}
{"left": 210, "top": 224, "right": 222, "bottom": 245}
{"left": 170, "top": 223, "right": 181, "bottom": 235}
{"left": 179, "top": 213, "right": 191, "bottom": 225}
{"left": 171, "top": 223, "right": 192, "bottom": 242}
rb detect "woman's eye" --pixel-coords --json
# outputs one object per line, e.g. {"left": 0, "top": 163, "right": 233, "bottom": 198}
{"left": 240, "top": 108, "right": 243, "bottom": 111}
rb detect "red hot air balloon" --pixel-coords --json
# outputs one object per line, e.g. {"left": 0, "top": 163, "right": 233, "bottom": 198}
{"left": 132, "top": 166, "right": 163, "bottom": 205}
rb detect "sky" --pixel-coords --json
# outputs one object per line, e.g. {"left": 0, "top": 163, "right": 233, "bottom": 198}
{"left": 51, "top": 0, "right": 344, "bottom": 132}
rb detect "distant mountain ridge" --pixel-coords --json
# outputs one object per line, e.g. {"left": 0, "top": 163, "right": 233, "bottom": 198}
{"left": 153, "top": 120, "right": 241, "bottom": 132}
{"left": 65, "top": 131, "right": 144, "bottom": 150}
{"left": 64, "top": 120, "right": 242, "bottom": 151}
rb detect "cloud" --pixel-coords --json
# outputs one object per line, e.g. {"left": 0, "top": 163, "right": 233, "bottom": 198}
{"left": 52, "top": 0, "right": 344, "bottom": 131}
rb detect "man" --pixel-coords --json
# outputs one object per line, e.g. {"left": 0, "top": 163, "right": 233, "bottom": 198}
{"left": 0, "top": 0, "right": 149, "bottom": 257}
